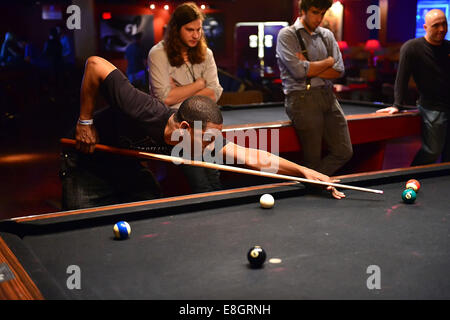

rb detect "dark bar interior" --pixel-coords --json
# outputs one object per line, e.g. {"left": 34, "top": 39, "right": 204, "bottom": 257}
{"left": 0, "top": 0, "right": 445, "bottom": 219}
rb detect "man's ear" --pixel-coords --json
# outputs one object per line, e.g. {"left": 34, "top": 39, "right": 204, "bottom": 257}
{"left": 179, "top": 120, "right": 191, "bottom": 130}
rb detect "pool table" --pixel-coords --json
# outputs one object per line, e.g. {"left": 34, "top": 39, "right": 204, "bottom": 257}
{"left": 220, "top": 99, "right": 421, "bottom": 174}
{"left": 220, "top": 99, "right": 395, "bottom": 126}
{"left": 1, "top": 163, "right": 450, "bottom": 300}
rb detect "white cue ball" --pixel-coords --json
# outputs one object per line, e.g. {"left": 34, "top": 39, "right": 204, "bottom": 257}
{"left": 260, "top": 194, "right": 275, "bottom": 209}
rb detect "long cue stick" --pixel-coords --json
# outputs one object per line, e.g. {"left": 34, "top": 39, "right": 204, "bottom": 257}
{"left": 60, "top": 138, "right": 383, "bottom": 194}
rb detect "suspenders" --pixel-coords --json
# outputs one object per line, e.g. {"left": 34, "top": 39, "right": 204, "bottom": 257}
{"left": 294, "top": 26, "right": 331, "bottom": 91}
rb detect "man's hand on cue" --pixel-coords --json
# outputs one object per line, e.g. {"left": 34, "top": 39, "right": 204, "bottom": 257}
{"left": 300, "top": 166, "right": 345, "bottom": 200}
{"left": 75, "top": 123, "right": 99, "bottom": 154}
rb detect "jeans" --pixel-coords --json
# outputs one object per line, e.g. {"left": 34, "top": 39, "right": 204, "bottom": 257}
{"left": 180, "top": 166, "right": 222, "bottom": 193}
{"left": 411, "top": 106, "right": 450, "bottom": 166}
{"left": 60, "top": 151, "right": 161, "bottom": 210}
{"left": 285, "top": 86, "right": 353, "bottom": 175}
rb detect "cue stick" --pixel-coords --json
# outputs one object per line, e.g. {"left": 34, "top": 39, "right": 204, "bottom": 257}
{"left": 60, "top": 138, "right": 383, "bottom": 194}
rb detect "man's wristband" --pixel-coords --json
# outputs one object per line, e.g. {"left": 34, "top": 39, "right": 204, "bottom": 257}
{"left": 78, "top": 118, "right": 94, "bottom": 125}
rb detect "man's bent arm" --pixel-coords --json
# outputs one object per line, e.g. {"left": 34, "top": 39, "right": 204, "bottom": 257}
{"left": 393, "top": 44, "right": 413, "bottom": 108}
{"left": 316, "top": 67, "right": 342, "bottom": 79}
{"left": 195, "top": 87, "right": 216, "bottom": 101}
{"left": 306, "top": 57, "right": 335, "bottom": 77}
{"left": 79, "top": 56, "right": 116, "bottom": 120}
{"left": 163, "top": 78, "right": 206, "bottom": 106}
{"left": 76, "top": 56, "right": 116, "bottom": 153}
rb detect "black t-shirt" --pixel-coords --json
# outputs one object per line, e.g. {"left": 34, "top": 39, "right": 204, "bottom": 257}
{"left": 65, "top": 69, "right": 174, "bottom": 154}
{"left": 96, "top": 69, "right": 175, "bottom": 151}
{"left": 394, "top": 37, "right": 450, "bottom": 111}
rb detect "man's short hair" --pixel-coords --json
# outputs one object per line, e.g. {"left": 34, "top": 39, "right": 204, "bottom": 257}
{"left": 298, "top": 0, "right": 333, "bottom": 14}
{"left": 174, "top": 96, "right": 223, "bottom": 129}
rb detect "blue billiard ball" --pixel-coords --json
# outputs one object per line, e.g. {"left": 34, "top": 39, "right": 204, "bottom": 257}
{"left": 402, "top": 189, "right": 416, "bottom": 204}
{"left": 113, "top": 221, "right": 131, "bottom": 239}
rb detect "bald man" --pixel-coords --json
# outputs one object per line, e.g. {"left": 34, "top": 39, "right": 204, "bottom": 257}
{"left": 377, "top": 9, "right": 450, "bottom": 165}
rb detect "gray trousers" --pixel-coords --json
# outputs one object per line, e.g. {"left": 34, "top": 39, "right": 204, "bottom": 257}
{"left": 285, "top": 87, "right": 353, "bottom": 175}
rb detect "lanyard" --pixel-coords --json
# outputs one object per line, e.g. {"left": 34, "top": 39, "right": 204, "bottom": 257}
{"left": 185, "top": 62, "right": 196, "bottom": 82}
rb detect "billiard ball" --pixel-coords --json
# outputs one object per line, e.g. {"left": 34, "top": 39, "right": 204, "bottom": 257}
{"left": 247, "top": 246, "right": 266, "bottom": 268}
{"left": 113, "top": 221, "right": 131, "bottom": 240}
{"left": 406, "top": 179, "right": 421, "bottom": 192}
{"left": 260, "top": 194, "right": 274, "bottom": 209}
{"left": 402, "top": 189, "right": 417, "bottom": 204}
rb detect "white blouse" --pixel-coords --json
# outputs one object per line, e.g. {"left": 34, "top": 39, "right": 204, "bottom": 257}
{"left": 148, "top": 41, "right": 223, "bottom": 109}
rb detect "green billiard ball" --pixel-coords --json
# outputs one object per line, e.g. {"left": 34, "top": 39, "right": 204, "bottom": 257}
{"left": 402, "top": 189, "right": 416, "bottom": 204}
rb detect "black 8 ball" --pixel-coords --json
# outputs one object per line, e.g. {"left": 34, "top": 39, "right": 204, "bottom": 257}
{"left": 247, "top": 246, "right": 266, "bottom": 268}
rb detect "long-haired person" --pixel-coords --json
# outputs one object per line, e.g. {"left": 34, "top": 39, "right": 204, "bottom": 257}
{"left": 148, "top": 2, "right": 223, "bottom": 193}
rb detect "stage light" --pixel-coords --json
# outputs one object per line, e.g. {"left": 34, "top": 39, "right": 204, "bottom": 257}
{"left": 249, "top": 35, "right": 258, "bottom": 48}
{"left": 164, "top": 4, "right": 169, "bottom": 10}
{"left": 338, "top": 40, "right": 348, "bottom": 51}
{"left": 149, "top": 3, "right": 155, "bottom": 10}
{"left": 364, "top": 39, "right": 382, "bottom": 67}
{"left": 365, "top": 39, "right": 381, "bottom": 52}
{"left": 102, "top": 12, "right": 111, "bottom": 20}
{"left": 200, "top": 4, "right": 206, "bottom": 10}
{"left": 264, "top": 35, "right": 273, "bottom": 48}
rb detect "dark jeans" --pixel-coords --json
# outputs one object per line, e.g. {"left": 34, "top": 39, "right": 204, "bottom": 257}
{"left": 411, "top": 106, "right": 450, "bottom": 166}
{"left": 60, "top": 151, "right": 161, "bottom": 210}
{"left": 285, "top": 87, "right": 353, "bottom": 175}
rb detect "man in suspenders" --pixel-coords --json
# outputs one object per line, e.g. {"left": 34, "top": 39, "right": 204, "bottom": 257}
{"left": 276, "top": 0, "right": 352, "bottom": 176}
